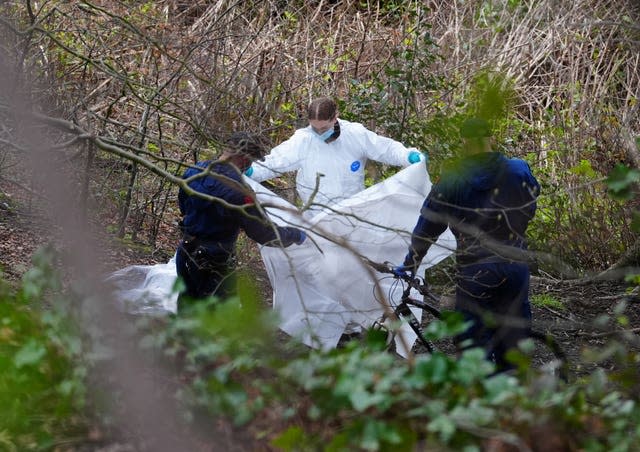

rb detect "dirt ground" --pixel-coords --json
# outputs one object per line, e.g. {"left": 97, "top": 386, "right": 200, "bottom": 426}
{"left": 528, "top": 274, "right": 640, "bottom": 377}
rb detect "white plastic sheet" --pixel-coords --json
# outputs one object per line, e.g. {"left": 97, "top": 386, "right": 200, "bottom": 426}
{"left": 107, "top": 256, "right": 179, "bottom": 315}
{"left": 107, "top": 161, "right": 456, "bottom": 356}
{"left": 250, "top": 162, "right": 455, "bottom": 355}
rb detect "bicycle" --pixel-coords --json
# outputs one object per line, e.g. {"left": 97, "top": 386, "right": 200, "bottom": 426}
{"left": 364, "top": 258, "right": 570, "bottom": 381}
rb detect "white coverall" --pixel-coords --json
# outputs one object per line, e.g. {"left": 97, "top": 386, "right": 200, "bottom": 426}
{"left": 248, "top": 119, "right": 424, "bottom": 207}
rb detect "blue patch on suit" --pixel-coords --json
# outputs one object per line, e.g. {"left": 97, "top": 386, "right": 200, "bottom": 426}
{"left": 350, "top": 161, "right": 361, "bottom": 172}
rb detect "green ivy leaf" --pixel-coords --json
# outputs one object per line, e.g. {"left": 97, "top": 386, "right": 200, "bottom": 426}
{"left": 569, "top": 159, "right": 597, "bottom": 179}
{"left": 428, "top": 415, "right": 457, "bottom": 442}
{"left": 415, "top": 353, "right": 450, "bottom": 384}
{"left": 271, "top": 426, "right": 306, "bottom": 451}
{"left": 606, "top": 164, "right": 640, "bottom": 201}
{"left": 14, "top": 339, "right": 47, "bottom": 368}
{"left": 350, "top": 387, "right": 384, "bottom": 412}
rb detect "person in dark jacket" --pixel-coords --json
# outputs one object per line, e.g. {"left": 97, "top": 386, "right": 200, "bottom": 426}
{"left": 176, "top": 132, "right": 306, "bottom": 311}
{"left": 395, "top": 118, "right": 540, "bottom": 371}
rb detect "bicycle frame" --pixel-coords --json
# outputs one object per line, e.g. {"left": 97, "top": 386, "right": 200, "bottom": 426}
{"left": 376, "top": 275, "right": 445, "bottom": 354}
{"left": 366, "top": 258, "right": 569, "bottom": 381}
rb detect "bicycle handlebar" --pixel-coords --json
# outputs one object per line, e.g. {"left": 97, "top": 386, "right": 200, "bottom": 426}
{"left": 363, "top": 258, "right": 431, "bottom": 296}
{"left": 365, "top": 257, "right": 443, "bottom": 322}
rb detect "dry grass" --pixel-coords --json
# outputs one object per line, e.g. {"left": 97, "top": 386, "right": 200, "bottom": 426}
{"left": 1, "top": 0, "right": 638, "bottom": 260}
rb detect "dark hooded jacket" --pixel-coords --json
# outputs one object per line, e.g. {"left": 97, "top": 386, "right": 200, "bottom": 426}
{"left": 178, "top": 161, "right": 303, "bottom": 256}
{"left": 405, "top": 152, "right": 540, "bottom": 268}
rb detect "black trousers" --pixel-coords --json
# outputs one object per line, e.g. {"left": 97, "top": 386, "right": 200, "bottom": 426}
{"left": 454, "top": 261, "right": 532, "bottom": 372}
{"left": 175, "top": 240, "right": 235, "bottom": 313}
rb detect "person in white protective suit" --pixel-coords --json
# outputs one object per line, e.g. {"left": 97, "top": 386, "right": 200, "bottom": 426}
{"left": 245, "top": 97, "right": 427, "bottom": 209}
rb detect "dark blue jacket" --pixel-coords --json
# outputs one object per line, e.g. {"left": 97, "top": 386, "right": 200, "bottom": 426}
{"left": 405, "top": 152, "right": 540, "bottom": 267}
{"left": 178, "top": 161, "right": 302, "bottom": 254}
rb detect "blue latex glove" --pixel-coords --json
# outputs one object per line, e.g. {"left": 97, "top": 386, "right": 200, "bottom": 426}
{"left": 392, "top": 265, "right": 413, "bottom": 279}
{"left": 408, "top": 150, "right": 427, "bottom": 164}
{"left": 245, "top": 166, "right": 254, "bottom": 177}
{"left": 295, "top": 230, "right": 307, "bottom": 245}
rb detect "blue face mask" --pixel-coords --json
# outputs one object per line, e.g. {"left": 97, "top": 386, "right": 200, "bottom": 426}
{"left": 315, "top": 128, "right": 334, "bottom": 142}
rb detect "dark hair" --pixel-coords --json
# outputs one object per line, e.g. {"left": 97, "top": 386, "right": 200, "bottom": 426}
{"left": 459, "top": 118, "right": 492, "bottom": 139}
{"left": 308, "top": 97, "right": 337, "bottom": 121}
{"left": 226, "top": 131, "right": 265, "bottom": 161}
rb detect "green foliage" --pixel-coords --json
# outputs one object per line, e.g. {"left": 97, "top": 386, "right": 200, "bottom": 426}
{"left": 0, "top": 247, "right": 88, "bottom": 450}
{"left": 148, "top": 291, "right": 640, "bottom": 451}
{"left": 570, "top": 159, "right": 598, "bottom": 179}
{"left": 270, "top": 99, "right": 299, "bottom": 137}
{"left": 606, "top": 164, "right": 640, "bottom": 202}
{"left": 465, "top": 70, "right": 517, "bottom": 126}
{"left": 527, "top": 154, "right": 634, "bottom": 271}
{"left": 157, "top": 272, "right": 289, "bottom": 425}
{"left": 339, "top": 9, "right": 449, "bottom": 183}
{"left": 531, "top": 295, "right": 565, "bottom": 315}
{"left": 342, "top": 23, "right": 444, "bottom": 150}
{"left": 278, "top": 344, "right": 639, "bottom": 450}
{"left": 531, "top": 293, "right": 565, "bottom": 310}
{"left": 6, "top": 0, "right": 640, "bottom": 448}
{"left": 356, "top": 0, "right": 408, "bottom": 18}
